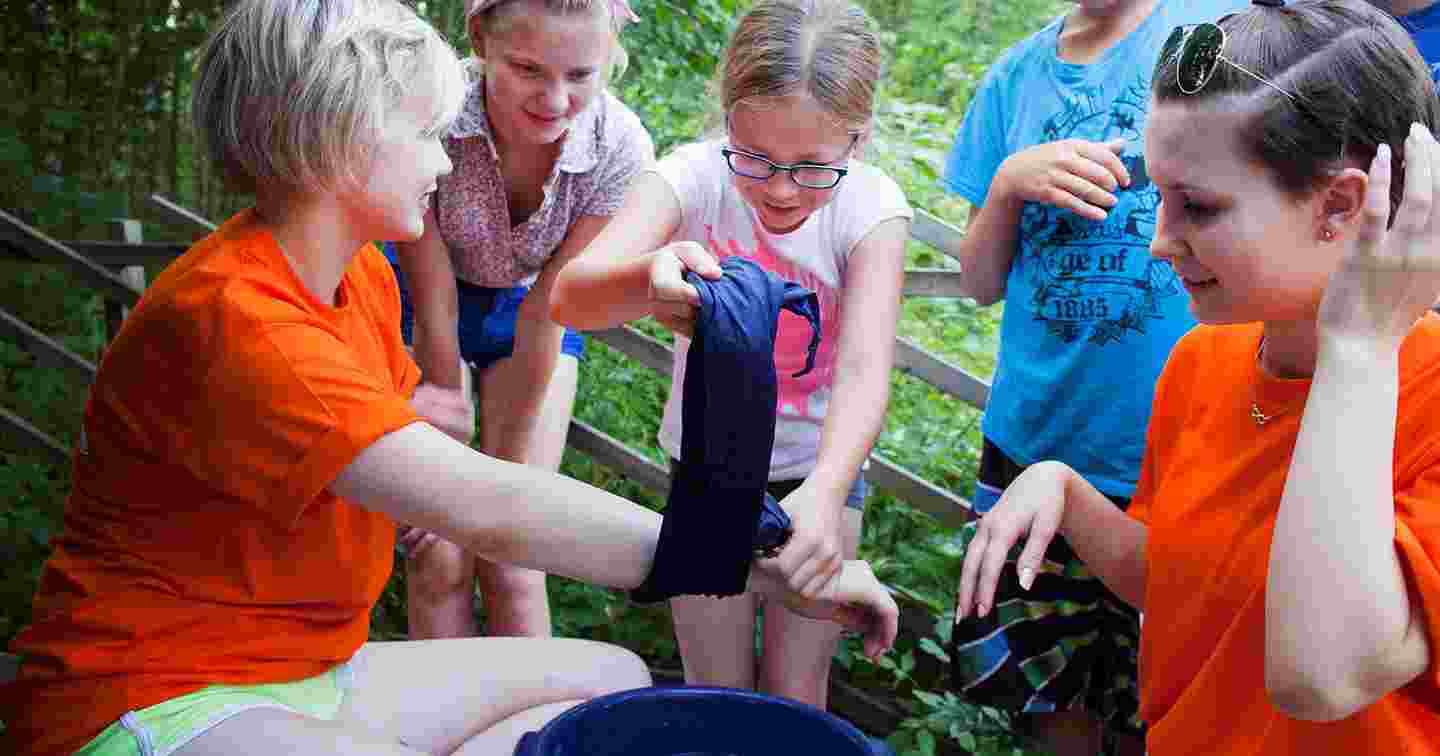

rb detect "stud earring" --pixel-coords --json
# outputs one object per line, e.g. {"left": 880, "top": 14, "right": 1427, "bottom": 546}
{"left": 1322, "top": 228, "right": 1335, "bottom": 241}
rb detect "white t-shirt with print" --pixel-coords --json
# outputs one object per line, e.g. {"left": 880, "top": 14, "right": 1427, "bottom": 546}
{"left": 654, "top": 139, "right": 913, "bottom": 481}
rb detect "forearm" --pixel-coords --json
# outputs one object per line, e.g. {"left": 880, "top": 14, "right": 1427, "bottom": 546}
{"left": 491, "top": 315, "right": 564, "bottom": 462}
{"left": 953, "top": 193, "right": 1023, "bottom": 306}
{"left": 551, "top": 249, "right": 664, "bottom": 329}
{"left": 1266, "top": 342, "right": 1425, "bottom": 719}
{"left": 336, "top": 423, "right": 659, "bottom": 588}
{"left": 396, "top": 239, "right": 464, "bottom": 388}
{"left": 1057, "top": 464, "right": 1148, "bottom": 608}
{"left": 810, "top": 351, "right": 891, "bottom": 502}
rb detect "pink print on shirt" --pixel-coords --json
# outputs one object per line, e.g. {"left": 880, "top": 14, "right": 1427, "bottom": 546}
{"left": 704, "top": 224, "right": 840, "bottom": 423}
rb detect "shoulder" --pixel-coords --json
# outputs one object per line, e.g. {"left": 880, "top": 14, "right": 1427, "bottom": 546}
{"left": 983, "top": 15, "right": 1063, "bottom": 82}
{"left": 830, "top": 159, "right": 912, "bottom": 220}
{"left": 591, "top": 92, "right": 656, "bottom": 164}
{"left": 1159, "top": 324, "right": 1252, "bottom": 390}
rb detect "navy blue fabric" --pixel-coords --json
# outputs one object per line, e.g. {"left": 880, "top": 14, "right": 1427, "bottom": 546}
{"left": 631, "top": 257, "right": 821, "bottom": 602}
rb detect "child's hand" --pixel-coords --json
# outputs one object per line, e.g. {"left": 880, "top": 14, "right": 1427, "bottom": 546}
{"left": 1319, "top": 123, "right": 1440, "bottom": 352}
{"left": 766, "top": 481, "right": 845, "bottom": 598}
{"left": 648, "top": 241, "right": 721, "bottom": 337}
{"left": 994, "top": 138, "right": 1131, "bottom": 221}
{"left": 756, "top": 559, "right": 899, "bottom": 661}
{"left": 411, "top": 381, "right": 476, "bottom": 444}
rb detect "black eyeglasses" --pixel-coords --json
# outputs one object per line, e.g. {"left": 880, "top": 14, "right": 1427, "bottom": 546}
{"left": 1157, "top": 22, "right": 1297, "bottom": 101}
{"left": 720, "top": 138, "right": 857, "bottom": 190}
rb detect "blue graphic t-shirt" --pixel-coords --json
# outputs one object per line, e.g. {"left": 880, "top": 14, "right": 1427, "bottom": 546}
{"left": 1396, "top": 1, "right": 1440, "bottom": 86}
{"left": 942, "top": 0, "right": 1245, "bottom": 498}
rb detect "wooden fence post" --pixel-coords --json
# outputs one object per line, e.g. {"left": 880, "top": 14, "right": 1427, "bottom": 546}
{"left": 105, "top": 219, "right": 148, "bottom": 345}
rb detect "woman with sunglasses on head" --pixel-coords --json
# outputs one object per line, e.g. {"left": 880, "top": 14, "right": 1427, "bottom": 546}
{"left": 940, "top": 0, "right": 1244, "bottom": 753}
{"left": 957, "top": 1, "right": 1440, "bottom": 752}
{"left": 387, "top": 0, "right": 655, "bottom": 641}
{"left": 550, "top": 0, "right": 911, "bottom": 710}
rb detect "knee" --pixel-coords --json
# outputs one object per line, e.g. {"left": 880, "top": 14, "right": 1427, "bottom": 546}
{"left": 407, "top": 542, "right": 474, "bottom": 599}
{"left": 580, "top": 642, "right": 652, "bottom": 697}
{"left": 482, "top": 564, "right": 548, "bottom": 603}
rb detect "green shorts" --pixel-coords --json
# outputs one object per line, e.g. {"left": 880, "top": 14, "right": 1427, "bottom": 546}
{"left": 76, "top": 653, "right": 361, "bottom": 756}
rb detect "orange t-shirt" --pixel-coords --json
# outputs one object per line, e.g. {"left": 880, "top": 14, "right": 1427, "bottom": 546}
{"left": 1128, "top": 318, "right": 1440, "bottom": 755}
{"left": 0, "top": 210, "right": 421, "bottom": 756}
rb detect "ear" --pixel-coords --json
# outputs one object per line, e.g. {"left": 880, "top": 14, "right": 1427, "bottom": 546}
{"left": 1319, "top": 166, "right": 1369, "bottom": 242}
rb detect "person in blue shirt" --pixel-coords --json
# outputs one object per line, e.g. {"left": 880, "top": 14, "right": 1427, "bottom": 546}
{"left": 940, "top": 0, "right": 1245, "bottom": 754}
{"left": 1370, "top": 1, "right": 1440, "bottom": 83}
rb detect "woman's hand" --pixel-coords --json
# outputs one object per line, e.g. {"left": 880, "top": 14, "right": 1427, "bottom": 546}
{"left": 955, "top": 461, "right": 1072, "bottom": 620}
{"left": 647, "top": 241, "right": 721, "bottom": 337}
{"left": 1319, "top": 123, "right": 1440, "bottom": 352}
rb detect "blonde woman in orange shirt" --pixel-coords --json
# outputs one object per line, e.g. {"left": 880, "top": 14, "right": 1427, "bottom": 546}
{"left": 956, "top": 1, "right": 1440, "bottom": 753}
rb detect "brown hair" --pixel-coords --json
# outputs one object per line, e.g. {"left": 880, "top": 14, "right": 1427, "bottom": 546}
{"left": 468, "top": 0, "right": 630, "bottom": 81}
{"left": 719, "top": 0, "right": 883, "bottom": 133}
{"left": 1153, "top": 0, "right": 1439, "bottom": 220}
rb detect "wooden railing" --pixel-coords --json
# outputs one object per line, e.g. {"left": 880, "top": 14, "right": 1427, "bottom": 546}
{"left": 0, "top": 195, "right": 986, "bottom": 529}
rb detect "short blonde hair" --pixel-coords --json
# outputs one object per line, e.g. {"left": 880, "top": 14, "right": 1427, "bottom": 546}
{"left": 193, "top": 0, "right": 467, "bottom": 194}
{"left": 468, "top": 0, "right": 631, "bottom": 83}
{"left": 721, "top": 0, "right": 882, "bottom": 134}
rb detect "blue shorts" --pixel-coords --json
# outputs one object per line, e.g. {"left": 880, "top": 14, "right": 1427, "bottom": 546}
{"left": 383, "top": 242, "right": 585, "bottom": 371}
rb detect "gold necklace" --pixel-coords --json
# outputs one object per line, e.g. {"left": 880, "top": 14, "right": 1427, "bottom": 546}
{"left": 1250, "top": 336, "right": 1297, "bottom": 427}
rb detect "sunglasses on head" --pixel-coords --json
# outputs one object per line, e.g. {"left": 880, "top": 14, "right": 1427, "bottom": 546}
{"left": 1156, "top": 20, "right": 1297, "bottom": 101}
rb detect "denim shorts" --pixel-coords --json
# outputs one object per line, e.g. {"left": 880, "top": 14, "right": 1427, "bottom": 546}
{"left": 382, "top": 242, "right": 584, "bottom": 371}
{"left": 75, "top": 654, "right": 362, "bottom": 756}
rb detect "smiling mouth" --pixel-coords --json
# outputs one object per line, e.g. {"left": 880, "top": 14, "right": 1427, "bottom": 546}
{"left": 1181, "top": 275, "right": 1217, "bottom": 288}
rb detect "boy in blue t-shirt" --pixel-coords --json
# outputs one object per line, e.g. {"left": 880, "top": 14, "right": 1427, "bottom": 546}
{"left": 942, "top": 0, "right": 1244, "bottom": 754}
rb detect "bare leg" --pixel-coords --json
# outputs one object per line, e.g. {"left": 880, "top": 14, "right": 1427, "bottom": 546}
{"left": 407, "top": 539, "right": 479, "bottom": 639}
{"left": 1025, "top": 710, "right": 1103, "bottom": 756}
{"left": 757, "top": 509, "right": 862, "bottom": 708}
{"left": 471, "top": 354, "right": 579, "bottom": 637}
{"left": 669, "top": 591, "right": 760, "bottom": 690}
{"left": 178, "top": 638, "right": 650, "bottom": 756}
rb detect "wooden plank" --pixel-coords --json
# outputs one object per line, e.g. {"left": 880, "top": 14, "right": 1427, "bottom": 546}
{"left": 901, "top": 268, "right": 966, "bottom": 298}
{"left": 0, "top": 210, "right": 141, "bottom": 308}
{"left": 893, "top": 337, "right": 989, "bottom": 411}
{"left": 0, "top": 406, "right": 70, "bottom": 465}
{"left": 105, "top": 220, "right": 148, "bottom": 344}
{"left": 0, "top": 308, "right": 97, "bottom": 381}
{"left": 867, "top": 452, "right": 972, "bottom": 528}
{"left": 589, "top": 326, "right": 672, "bottom": 374}
{"left": 0, "top": 239, "right": 185, "bottom": 266}
{"left": 566, "top": 419, "right": 670, "bottom": 493}
{"left": 150, "top": 193, "right": 217, "bottom": 234}
{"left": 909, "top": 208, "right": 964, "bottom": 263}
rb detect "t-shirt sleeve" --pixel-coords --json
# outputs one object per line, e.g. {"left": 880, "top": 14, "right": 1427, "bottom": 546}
{"left": 840, "top": 165, "right": 913, "bottom": 259}
{"left": 580, "top": 100, "right": 657, "bottom": 217}
{"left": 942, "top": 63, "right": 1012, "bottom": 206}
{"left": 176, "top": 295, "right": 420, "bottom": 529}
{"left": 653, "top": 141, "right": 719, "bottom": 236}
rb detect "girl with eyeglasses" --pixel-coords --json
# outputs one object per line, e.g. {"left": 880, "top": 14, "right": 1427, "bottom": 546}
{"left": 956, "top": 1, "right": 1440, "bottom": 752}
{"left": 551, "top": 0, "right": 912, "bottom": 710}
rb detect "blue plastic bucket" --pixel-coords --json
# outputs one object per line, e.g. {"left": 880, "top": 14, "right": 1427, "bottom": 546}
{"left": 512, "top": 685, "right": 890, "bottom": 756}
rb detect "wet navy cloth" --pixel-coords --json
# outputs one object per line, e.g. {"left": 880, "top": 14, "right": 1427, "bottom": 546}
{"left": 631, "top": 257, "right": 822, "bottom": 603}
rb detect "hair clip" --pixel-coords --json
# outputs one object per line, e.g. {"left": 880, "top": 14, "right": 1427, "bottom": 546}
{"left": 1252, "top": 0, "right": 1285, "bottom": 7}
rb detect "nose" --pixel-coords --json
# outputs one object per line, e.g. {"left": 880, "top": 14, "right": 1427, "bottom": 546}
{"left": 1149, "top": 202, "right": 1182, "bottom": 261}
{"left": 539, "top": 82, "right": 568, "bottom": 116}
